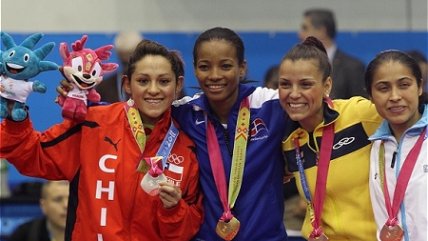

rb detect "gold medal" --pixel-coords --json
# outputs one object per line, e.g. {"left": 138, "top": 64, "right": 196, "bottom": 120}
{"left": 215, "top": 217, "right": 240, "bottom": 241}
{"left": 308, "top": 233, "right": 329, "bottom": 241}
{"left": 308, "top": 227, "right": 329, "bottom": 241}
{"left": 379, "top": 224, "right": 404, "bottom": 241}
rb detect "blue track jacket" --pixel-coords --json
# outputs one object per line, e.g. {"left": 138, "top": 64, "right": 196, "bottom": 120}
{"left": 172, "top": 84, "right": 288, "bottom": 241}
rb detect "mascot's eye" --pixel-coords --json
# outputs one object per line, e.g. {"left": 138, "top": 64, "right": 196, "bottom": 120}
{"left": 91, "top": 62, "right": 102, "bottom": 78}
{"left": 23, "top": 54, "right": 30, "bottom": 62}
{"left": 71, "top": 57, "right": 84, "bottom": 72}
{"left": 8, "top": 50, "right": 15, "bottom": 57}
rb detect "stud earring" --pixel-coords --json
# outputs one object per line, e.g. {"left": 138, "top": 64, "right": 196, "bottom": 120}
{"left": 127, "top": 98, "right": 135, "bottom": 106}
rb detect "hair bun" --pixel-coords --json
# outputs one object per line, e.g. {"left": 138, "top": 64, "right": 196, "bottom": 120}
{"left": 303, "top": 36, "right": 327, "bottom": 55}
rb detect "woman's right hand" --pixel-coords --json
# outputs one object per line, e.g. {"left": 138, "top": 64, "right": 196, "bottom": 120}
{"left": 55, "top": 80, "right": 73, "bottom": 104}
{"left": 56, "top": 79, "right": 73, "bottom": 97}
{"left": 55, "top": 79, "right": 73, "bottom": 106}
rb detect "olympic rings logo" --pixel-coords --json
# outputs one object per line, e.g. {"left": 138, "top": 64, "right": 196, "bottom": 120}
{"left": 168, "top": 153, "right": 184, "bottom": 165}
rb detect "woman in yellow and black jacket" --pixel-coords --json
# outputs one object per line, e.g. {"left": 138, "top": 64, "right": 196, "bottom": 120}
{"left": 279, "top": 36, "right": 381, "bottom": 240}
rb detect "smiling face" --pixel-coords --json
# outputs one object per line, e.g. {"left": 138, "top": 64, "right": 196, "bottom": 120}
{"left": 63, "top": 53, "right": 102, "bottom": 90}
{"left": 370, "top": 60, "right": 422, "bottom": 135}
{"left": 278, "top": 59, "right": 332, "bottom": 131}
{"left": 2, "top": 46, "right": 40, "bottom": 79}
{"left": 194, "top": 39, "right": 246, "bottom": 107}
{"left": 123, "top": 55, "right": 183, "bottom": 125}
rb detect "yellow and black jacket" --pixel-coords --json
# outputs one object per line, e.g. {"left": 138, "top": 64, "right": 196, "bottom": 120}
{"left": 282, "top": 97, "right": 381, "bottom": 240}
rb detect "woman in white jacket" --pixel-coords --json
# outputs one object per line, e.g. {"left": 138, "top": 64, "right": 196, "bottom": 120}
{"left": 365, "top": 50, "right": 428, "bottom": 241}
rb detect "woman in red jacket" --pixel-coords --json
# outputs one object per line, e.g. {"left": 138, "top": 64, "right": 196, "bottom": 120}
{"left": 0, "top": 39, "right": 203, "bottom": 241}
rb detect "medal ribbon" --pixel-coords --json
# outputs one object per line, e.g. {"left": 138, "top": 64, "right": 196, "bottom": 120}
{"left": 124, "top": 100, "right": 179, "bottom": 175}
{"left": 309, "top": 123, "right": 334, "bottom": 238}
{"left": 206, "top": 97, "right": 250, "bottom": 221}
{"left": 126, "top": 100, "right": 147, "bottom": 151}
{"left": 154, "top": 121, "right": 179, "bottom": 169}
{"left": 293, "top": 138, "right": 312, "bottom": 203}
{"left": 294, "top": 98, "right": 335, "bottom": 239}
{"left": 293, "top": 138, "right": 315, "bottom": 223}
{"left": 378, "top": 127, "right": 426, "bottom": 226}
{"left": 146, "top": 156, "right": 164, "bottom": 177}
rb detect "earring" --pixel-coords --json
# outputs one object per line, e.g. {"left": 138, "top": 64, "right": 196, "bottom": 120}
{"left": 127, "top": 98, "right": 134, "bottom": 106}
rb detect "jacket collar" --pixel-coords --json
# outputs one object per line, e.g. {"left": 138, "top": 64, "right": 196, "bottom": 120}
{"left": 369, "top": 104, "right": 428, "bottom": 141}
{"left": 189, "top": 83, "right": 256, "bottom": 114}
{"left": 283, "top": 98, "right": 338, "bottom": 143}
{"left": 322, "top": 98, "right": 339, "bottom": 127}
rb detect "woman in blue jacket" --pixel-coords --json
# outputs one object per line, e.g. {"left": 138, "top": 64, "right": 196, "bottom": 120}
{"left": 172, "top": 27, "right": 288, "bottom": 241}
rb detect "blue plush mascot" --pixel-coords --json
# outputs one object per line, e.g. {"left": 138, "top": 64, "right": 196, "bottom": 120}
{"left": 0, "top": 32, "right": 58, "bottom": 121}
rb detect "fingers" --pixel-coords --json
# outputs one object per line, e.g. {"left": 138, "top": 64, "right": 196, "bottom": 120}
{"left": 158, "top": 182, "right": 182, "bottom": 209}
{"left": 60, "top": 79, "right": 73, "bottom": 88}
{"left": 283, "top": 173, "right": 294, "bottom": 184}
{"left": 56, "top": 86, "right": 67, "bottom": 97}
{"left": 56, "top": 80, "right": 73, "bottom": 97}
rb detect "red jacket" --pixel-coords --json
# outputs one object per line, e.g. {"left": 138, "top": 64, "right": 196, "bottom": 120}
{"left": 1, "top": 102, "right": 203, "bottom": 241}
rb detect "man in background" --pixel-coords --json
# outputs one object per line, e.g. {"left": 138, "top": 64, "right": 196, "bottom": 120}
{"left": 96, "top": 31, "right": 143, "bottom": 103}
{"left": 299, "top": 8, "right": 367, "bottom": 99}
{"left": 8, "top": 180, "right": 69, "bottom": 241}
{"left": 263, "top": 65, "right": 280, "bottom": 89}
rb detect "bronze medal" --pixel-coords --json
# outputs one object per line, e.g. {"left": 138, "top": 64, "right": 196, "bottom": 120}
{"left": 308, "top": 233, "right": 329, "bottom": 241}
{"left": 215, "top": 217, "right": 240, "bottom": 241}
{"left": 379, "top": 224, "right": 404, "bottom": 241}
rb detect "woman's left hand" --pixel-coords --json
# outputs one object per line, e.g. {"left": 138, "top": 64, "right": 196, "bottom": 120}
{"left": 158, "top": 182, "right": 182, "bottom": 209}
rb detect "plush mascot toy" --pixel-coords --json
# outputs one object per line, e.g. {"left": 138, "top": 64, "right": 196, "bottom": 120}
{"left": 0, "top": 32, "right": 58, "bottom": 121}
{"left": 58, "top": 35, "right": 117, "bottom": 121}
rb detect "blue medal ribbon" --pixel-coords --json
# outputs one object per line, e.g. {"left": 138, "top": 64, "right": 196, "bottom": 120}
{"left": 155, "top": 121, "right": 179, "bottom": 170}
{"left": 293, "top": 138, "right": 312, "bottom": 202}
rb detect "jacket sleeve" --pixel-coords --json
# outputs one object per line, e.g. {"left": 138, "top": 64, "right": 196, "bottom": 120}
{"left": 351, "top": 97, "right": 382, "bottom": 133}
{"left": 157, "top": 147, "right": 204, "bottom": 241}
{"left": 0, "top": 118, "right": 82, "bottom": 181}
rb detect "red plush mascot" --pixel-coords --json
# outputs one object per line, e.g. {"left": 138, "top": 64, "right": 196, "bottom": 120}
{"left": 58, "top": 35, "right": 117, "bottom": 121}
